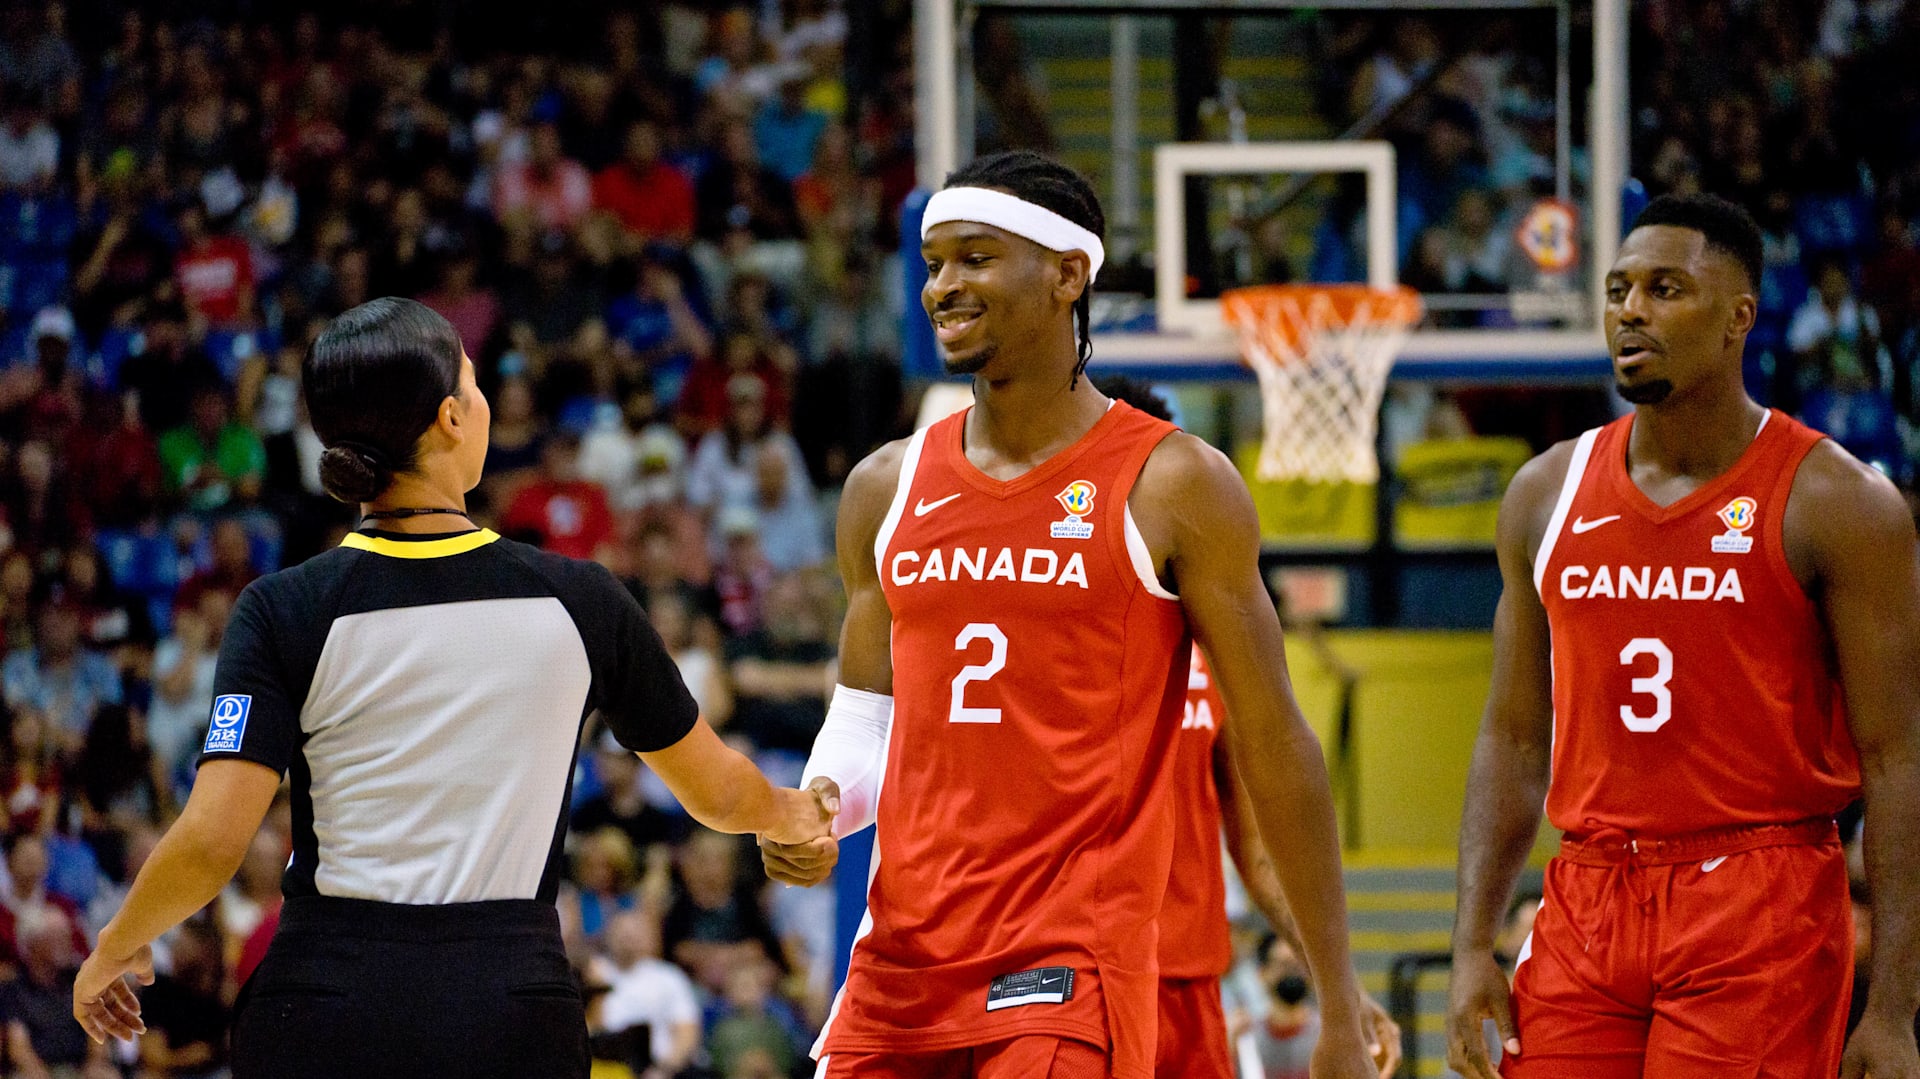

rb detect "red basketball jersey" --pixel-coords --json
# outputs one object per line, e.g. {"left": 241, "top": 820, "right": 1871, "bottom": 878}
{"left": 1158, "top": 648, "right": 1233, "bottom": 979}
{"left": 1533, "top": 410, "right": 1859, "bottom": 837}
{"left": 820, "top": 402, "right": 1189, "bottom": 1079}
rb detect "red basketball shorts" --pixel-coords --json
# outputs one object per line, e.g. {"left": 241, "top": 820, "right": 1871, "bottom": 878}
{"left": 1503, "top": 820, "right": 1852, "bottom": 1079}
{"left": 1154, "top": 977, "right": 1234, "bottom": 1079}
{"left": 819, "top": 1035, "right": 1111, "bottom": 1079}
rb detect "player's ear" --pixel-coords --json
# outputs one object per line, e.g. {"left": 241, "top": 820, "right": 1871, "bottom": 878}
{"left": 1726, "top": 289, "right": 1757, "bottom": 344}
{"left": 436, "top": 394, "right": 465, "bottom": 445}
{"left": 1054, "top": 251, "right": 1091, "bottom": 306}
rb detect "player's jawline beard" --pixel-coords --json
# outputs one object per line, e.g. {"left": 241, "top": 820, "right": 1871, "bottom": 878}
{"left": 943, "top": 342, "right": 997, "bottom": 377}
{"left": 1617, "top": 378, "right": 1674, "bottom": 405}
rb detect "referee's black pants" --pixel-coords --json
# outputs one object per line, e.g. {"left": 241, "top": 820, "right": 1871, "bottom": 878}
{"left": 232, "top": 895, "right": 589, "bottom": 1079}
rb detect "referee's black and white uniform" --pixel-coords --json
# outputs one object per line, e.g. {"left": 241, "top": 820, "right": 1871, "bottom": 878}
{"left": 72, "top": 299, "right": 828, "bottom": 1075}
{"left": 208, "top": 525, "right": 695, "bottom": 1076}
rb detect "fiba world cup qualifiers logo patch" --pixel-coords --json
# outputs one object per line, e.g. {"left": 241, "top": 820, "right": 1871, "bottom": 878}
{"left": 1712, "top": 496, "right": 1757, "bottom": 554}
{"left": 1051, "top": 481, "right": 1096, "bottom": 540}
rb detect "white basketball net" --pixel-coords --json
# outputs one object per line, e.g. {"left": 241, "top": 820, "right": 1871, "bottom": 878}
{"left": 1223, "top": 286, "right": 1422, "bottom": 485}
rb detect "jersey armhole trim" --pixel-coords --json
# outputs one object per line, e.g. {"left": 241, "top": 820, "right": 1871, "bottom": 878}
{"left": 872, "top": 427, "right": 930, "bottom": 578}
{"left": 1532, "top": 428, "right": 1601, "bottom": 597}
{"left": 1123, "top": 506, "right": 1179, "bottom": 601}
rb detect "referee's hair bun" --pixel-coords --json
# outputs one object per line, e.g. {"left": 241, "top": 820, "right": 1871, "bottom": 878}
{"left": 320, "top": 443, "right": 393, "bottom": 503}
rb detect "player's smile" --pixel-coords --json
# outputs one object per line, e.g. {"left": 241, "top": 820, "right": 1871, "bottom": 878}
{"left": 932, "top": 304, "right": 985, "bottom": 344}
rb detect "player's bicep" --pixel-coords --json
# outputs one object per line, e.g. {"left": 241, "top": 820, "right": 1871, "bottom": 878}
{"left": 832, "top": 444, "right": 903, "bottom": 695}
{"left": 1480, "top": 458, "right": 1557, "bottom": 746}
{"left": 1812, "top": 472, "right": 1920, "bottom": 757}
{"left": 1160, "top": 445, "right": 1296, "bottom": 701}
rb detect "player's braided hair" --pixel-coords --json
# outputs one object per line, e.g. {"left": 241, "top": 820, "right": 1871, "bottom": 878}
{"left": 944, "top": 151, "right": 1105, "bottom": 390}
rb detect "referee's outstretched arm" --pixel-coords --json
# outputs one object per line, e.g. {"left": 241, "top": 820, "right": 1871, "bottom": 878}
{"left": 641, "top": 719, "right": 844, "bottom": 837}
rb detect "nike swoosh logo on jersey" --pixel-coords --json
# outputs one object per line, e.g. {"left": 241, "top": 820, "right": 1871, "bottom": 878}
{"left": 1570, "top": 514, "right": 1622, "bottom": 534}
{"left": 914, "top": 493, "right": 962, "bottom": 516}
{"left": 1701, "top": 856, "right": 1728, "bottom": 872}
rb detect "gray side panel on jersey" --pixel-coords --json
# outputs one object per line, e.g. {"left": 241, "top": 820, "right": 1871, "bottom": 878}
{"left": 1532, "top": 428, "right": 1602, "bottom": 598}
{"left": 299, "top": 596, "right": 591, "bottom": 904}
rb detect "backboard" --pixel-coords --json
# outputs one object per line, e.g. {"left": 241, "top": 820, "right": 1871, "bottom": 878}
{"left": 908, "top": 0, "right": 1630, "bottom": 384}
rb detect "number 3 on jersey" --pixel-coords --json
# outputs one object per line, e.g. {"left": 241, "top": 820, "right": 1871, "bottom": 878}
{"left": 950, "top": 623, "right": 1007, "bottom": 723}
{"left": 1618, "top": 637, "right": 1673, "bottom": 732}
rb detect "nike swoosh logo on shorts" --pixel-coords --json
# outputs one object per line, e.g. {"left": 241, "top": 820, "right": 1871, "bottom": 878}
{"left": 915, "top": 493, "right": 962, "bottom": 516}
{"left": 1701, "top": 856, "right": 1728, "bottom": 872}
{"left": 1570, "top": 514, "right": 1621, "bottom": 534}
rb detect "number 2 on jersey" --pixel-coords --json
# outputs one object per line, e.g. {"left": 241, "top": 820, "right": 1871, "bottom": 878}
{"left": 950, "top": 623, "right": 1007, "bottom": 723}
{"left": 1618, "top": 637, "right": 1673, "bottom": 732}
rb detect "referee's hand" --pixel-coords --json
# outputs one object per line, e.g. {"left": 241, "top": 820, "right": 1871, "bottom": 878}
{"left": 763, "top": 776, "right": 839, "bottom": 848}
{"left": 761, "top": 778, "right": 843, "bottom": 886}
{"left": 73, "top": 938, "right": 153, "bottom": 1043}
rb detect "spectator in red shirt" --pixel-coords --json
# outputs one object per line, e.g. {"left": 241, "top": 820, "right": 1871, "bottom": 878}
{"left": 593, "top": 119, "right": 696, "bottom": 247}
{"left": 676, "top": 331, "right": 792, "bottom": 438}
{"left": 417, "top": 251, "right": 502, "bottom": 358}
{"left": 0, "top": 835, "right": 92, "bottom": 967}
{"left": 173, "top": 204, "right": 256, "bottom": 328}
{"left": 500, "top": 431, "right": 617, "bottom": 560}
{"left": 78, "top": 390, "right": 164, "bottom": 528}
{"left": 492, "top": 121, "right": 593, "bottom": 232}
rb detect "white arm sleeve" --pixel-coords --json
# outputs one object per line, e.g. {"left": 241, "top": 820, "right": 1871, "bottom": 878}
{"left": 801, "top": 685, "right": 893, "bottom": 839}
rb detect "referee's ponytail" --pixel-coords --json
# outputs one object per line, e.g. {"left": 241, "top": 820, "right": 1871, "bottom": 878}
{"left": 306, "top": 298, "right": 464, "bottom": 503}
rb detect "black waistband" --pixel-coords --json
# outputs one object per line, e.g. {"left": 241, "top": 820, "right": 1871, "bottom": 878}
{"left": 278, "top": 895, "right": 561, "bottom": 942}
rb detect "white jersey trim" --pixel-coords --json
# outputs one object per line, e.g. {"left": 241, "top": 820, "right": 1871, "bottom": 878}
{"left": 1123, "top": 506, "right": 1179, "bottom": 601}
{"left": 811, "top": 804, "right": 884, "bottom": 1062}
{"left": 1532, "top": 428, "right": 1602, "bottom": 597}
{"left": 873, "top": 427, "right": 931, "bottom": 579}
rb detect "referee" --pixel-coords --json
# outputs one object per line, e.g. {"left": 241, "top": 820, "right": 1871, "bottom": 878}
{"left": 73, "top": 298, "right": 834, "bottom": 1078}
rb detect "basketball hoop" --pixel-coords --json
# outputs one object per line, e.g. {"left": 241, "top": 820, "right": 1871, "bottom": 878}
{"left": 1221, "top": 284, "right": 1423, "bottom": 484}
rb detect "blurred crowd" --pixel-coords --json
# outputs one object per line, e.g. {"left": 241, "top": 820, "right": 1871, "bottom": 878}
{"left": 1305, "top": 0, "right": 1920, "bottom": 485}
{"left": 0, "top": 0, "right": 918, "bottom": 1074}
{"left": 0, "top": 0, "right": 1914, "bottom": 1075}
{"left": 1633, "top": 0, "right": 1920, "bottom": 482}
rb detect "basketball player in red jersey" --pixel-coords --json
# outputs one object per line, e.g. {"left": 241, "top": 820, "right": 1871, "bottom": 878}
{"left": 1445, "top": 194, "right": 1920, "bottom": 1079}
{"left": 1164, "top": 646, "right": 1402, "bottom": 1079}
{"left": 1090, "top": 379, "right": 1400, "bottom": 1079}
{"left": 764, "top": 151, "right": 1375, "bottom": 1079}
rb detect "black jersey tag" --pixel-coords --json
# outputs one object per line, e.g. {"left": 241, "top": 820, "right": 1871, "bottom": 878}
{"left": 985, "top": 966, "right": 1075, "bottom": 1011}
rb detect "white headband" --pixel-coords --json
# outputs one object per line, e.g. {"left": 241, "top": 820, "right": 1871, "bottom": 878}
{"left": 922, "top": 186, "right": 1104, "bottom": 283}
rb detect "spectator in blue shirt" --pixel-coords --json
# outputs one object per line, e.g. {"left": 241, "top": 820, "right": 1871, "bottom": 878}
{"left": 1, "top": 603, "right": 122, "bottom": 751}
{"left": 753, "top": 78, "right": 828, "bottom": 184}
{"left": 606, "top": 253, "right": 713, "bottom": 377}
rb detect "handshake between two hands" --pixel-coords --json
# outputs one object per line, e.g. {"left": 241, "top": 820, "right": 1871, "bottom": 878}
{"left": 760, "top": 776, "right": 845, "bottom": 887}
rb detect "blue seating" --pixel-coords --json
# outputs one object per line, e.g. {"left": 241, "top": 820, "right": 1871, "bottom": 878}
{"left": 89, "top": 326, "right": 144, "bottom": 389}
{"left": 0, "top": 324, "right": 29, "bottom": 370}
{"left": 0, "top": 259, "right": 69, "bottom": 324}
{"left": 0, "top": 193, "right": 79, "bottom": 261}
{"left": 1759, "top": 261, "right": 1808, "bottom": 320}
{"left": 1793, "top": 193, "right": 1875, "bottom": 259}
{"left": 202, "top": 327, "right": 278, "bottom": 383}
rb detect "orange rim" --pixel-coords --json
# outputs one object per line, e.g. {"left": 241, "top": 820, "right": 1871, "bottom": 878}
{"left": 1221, "top": 284, "right": 1424, "bottom": 355}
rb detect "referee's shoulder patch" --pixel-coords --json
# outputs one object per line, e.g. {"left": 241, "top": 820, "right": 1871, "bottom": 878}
{"left": 203, "top": 694, "right": 252, "bottom": 753}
